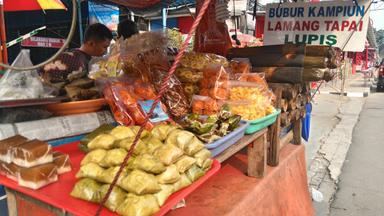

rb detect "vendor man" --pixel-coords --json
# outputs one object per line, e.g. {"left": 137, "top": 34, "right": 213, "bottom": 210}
{"left": 39, "top": 23, "right": 113, "bottom": 86}
{"left": 117, "top": 19, "right": 139, "bottom": 40}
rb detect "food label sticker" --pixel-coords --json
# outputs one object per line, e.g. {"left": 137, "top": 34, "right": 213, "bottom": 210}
{"left": 138, "top": 100, "right": 169, "bottom": 123}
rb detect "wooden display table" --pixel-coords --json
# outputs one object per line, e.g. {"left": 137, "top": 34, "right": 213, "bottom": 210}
{"left": 4, "top": 133, "right": 315, "bottom": 216}
{"left": 3, "top": 129, "right": 268, "bottom": 216}
{"left": 168, "top": 144, "right": 314, "bottom": 216}
{"left": 215, "top": 129, "right": 267, "bottom": 178}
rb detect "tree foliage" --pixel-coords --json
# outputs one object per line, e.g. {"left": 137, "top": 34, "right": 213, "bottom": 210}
{"left": 375, "top": 29, "right": 384, "bottom": 58}
{"left": 376, "top": 29, "right": 384, "bottom": 47}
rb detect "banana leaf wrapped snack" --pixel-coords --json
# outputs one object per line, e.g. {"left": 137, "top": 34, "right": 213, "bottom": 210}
{"left": 154, "top": 184, "right": 175, "bottom": 206}
{"left": 110, "top": 126, "right": 149, "bottom": 140}
{"left": 133, "top": 154, "right": 166, "bottom": 174}
{"left": 175, "top": 155, "right": 196, "bottom": 173}
{"left": 70, "top": 178, "right": 101, "bottom": 202}
{"left": 194, "top": 148, "right": 212, "bottom": 167}
{"left": 173, "top": 174, "right": 192, "bottom": 191}
{"left": 95, "top": 185, "right": 127, "bottom": 212}
{"left": 71, "top": 125, "right": 216, "bottom": 215}
{"left": 75, "top": 162, "right": 104, "bottom": 181}
{"left": 80, "top": 149, "right": 107, "bottom": 166}
{"left": 183, "top": 105, "right": 241, "bottom": 144}
{"left": 119, "top": 169, "right": 161, "bottom": 195}
{"left": 141, "top": 136, "right": 163, "bottom": 154}
{"left": 154, "top": 144, "right": 183, "bottom": 166}
{"left": 87, "top": 134, "right": 116, "bottom": 150}
{"left": 151, "top": 124, "right": 179, "bottom": 141}
{"left": 99, "top": 166, "right": 130, "bottom": 184}
{"left": 116, "top": 193, "right": 160, "bottom": 216}
{"left": 156, "top": 164, "right": 180, "bottom": 184}
{"left": 79, "top": 124, "right": 114, "bottom": 152}
{"left": 186, "top": 164, "right": 206, "bottom": 182}
{"left": 99, "top": 148, "right": 128, "bottom": 167}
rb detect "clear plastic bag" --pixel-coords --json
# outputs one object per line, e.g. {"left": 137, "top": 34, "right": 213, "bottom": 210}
{"left": 119, "top": 32, "right": 190, "bottom": 119}
{"left": 88, "top": 41, "right": 123, "bottom": 80}
{"left": 228, "top": 81, "right": 276, "bottom": 120}
{"left": 226, "top": 99, "right": 275, "bottom": 121}
{"left": 200, "top": 65, "right": 229, "bottom": 100}
{"left": 0, "top": 50, "right": 54, "bottom": 100}
{"left": 177, "top": 52, "right": 228, "bottom": 103}
{"left": 149, "top": 66, "right": 190, "bottom": 119}
{"left": 99, "top": 77, "right": 170, "bottom": 129}
{"left": 234, "top": 73, "right": 268, "bottom": 89}
{"left": 229, "top": 58, "right": 251, "bottom": 75}
{"left": 180, "top": 52, "right": 228, "bottom": 70}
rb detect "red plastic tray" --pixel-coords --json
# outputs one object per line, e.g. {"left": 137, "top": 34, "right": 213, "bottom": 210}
{"left": 0, "top": 141, "right": 221, "bottom": 216}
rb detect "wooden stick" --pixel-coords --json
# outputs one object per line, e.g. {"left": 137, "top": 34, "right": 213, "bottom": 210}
{"left": 292, "top": 119, "right": 302, "bottom": 145}
{"left": 281, "top": 99, "right": 288, "bottom": 112}
{"left": 288, "top": 99, "right": 297, "bottom": 111}
{"left": 300, "top": 106, "right": 307, "bottom": 118}
{"left": 280, "top": 112, "right": 290, "bottom": 127}
{"left": 296, "top": 94, "right": 303, "bottom": 107}
{"left": 267, "top": 87, "right": 282, "bottom": 167}
{"left": 248, "top": 132, "right": 267, "bottom": 178}
{"left": 279, "top": 131, "right": 293, "bottom": 150}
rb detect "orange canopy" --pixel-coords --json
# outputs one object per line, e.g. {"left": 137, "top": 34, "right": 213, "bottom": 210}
{"left": 4, "top": 0, "right": 66, "bottom": 12}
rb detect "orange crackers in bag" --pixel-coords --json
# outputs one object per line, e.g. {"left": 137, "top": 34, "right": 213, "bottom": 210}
{"left": 101, "top": 78, "right": 170, "bottom": 130}
{"left": 192, "top": 95, "right": 222, "bottom": 115}
{"left": 200, "top": 65, "right": 229, "bottom": 100}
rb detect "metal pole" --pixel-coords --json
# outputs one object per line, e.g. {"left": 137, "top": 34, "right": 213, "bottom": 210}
{"left": 365, "top": 44, "right": 369, "bottom": 70}
{"left": 162, "top": 7, "right": 167, "bottom": 30}
{"left": 77, "top": 0, "right": 83, "bottom": 44}
{"left": 0, "top": 0, "right": 8, "bottom": 64}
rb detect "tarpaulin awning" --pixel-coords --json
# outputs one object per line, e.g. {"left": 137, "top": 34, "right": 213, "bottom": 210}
{"left": 104, "top": 0, "right": 161, "bottom": 8}
{"left": 3, "top": 0, "right": 66, "bottom": 12}
{"left": 105, "top": 0, "right": 195, "bottom": 9}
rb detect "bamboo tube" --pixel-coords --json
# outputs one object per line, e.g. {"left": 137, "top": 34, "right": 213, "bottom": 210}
{"left": 281, "top": 99, "right": 288, "bottom": 112}
{"left": 305, "top": 45, "right": 336, "bottom": 58}
{"left": 280, "top": 112, "right": 290, "bottom": 127}
{"left": 302, "top": 68, "right": 328, "bottom": 82}
{"left": 288, "top": 99, "right": 297, "bottom": 111}
{"left": 303, "top": 56, "right": 327, "bottom": 68}
{"left": 254, "top": 67, "right": 303, "bottom": 83}
{"left": 229, "top": 44, "right": 306, "bottom": 56}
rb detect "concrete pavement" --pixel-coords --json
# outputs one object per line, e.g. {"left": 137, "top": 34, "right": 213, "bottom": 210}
{"left": 306, "top": 73, "right": 368, "bottom": 215}
{"left": 330, "top": 93, "right": 384, "bottom": 216}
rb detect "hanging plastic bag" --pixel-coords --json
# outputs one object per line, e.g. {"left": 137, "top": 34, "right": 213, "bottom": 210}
{"left": 120, "top": 32, "right": 190, "bottom": 119}
{"left": 0, "top": 50, "right": 54, "bottom": 100}
{"left": 194, "top": 0, "right": 232, "bottom": 56}
{"left": 88, "top": 41, "right": 123, "bottom": 79}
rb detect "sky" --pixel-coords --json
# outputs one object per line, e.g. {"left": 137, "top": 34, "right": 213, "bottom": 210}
{"left": 258, "top": 0, "right": 384, "bottom": 30}
{"left": 371, "top": 1, "right": 384, "bottom": 30}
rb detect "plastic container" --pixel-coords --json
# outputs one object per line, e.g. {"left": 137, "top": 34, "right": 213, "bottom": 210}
{"left": 302, "top": 103, "right": 312, "bottom": 141}
{"left": 205, "top": 120, "right": 248, "bottom": 157}
{"left": 245, "top": 109, "right": 281, "bottom": 135}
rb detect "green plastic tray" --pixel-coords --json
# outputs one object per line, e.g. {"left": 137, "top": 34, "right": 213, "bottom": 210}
{"left": 245, "top": 109, "right": 281, "bottom": 135}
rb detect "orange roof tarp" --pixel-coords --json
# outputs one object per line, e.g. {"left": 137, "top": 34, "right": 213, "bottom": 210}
{"left": 4, "top": 0, "right": 66, "bottom": 12}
